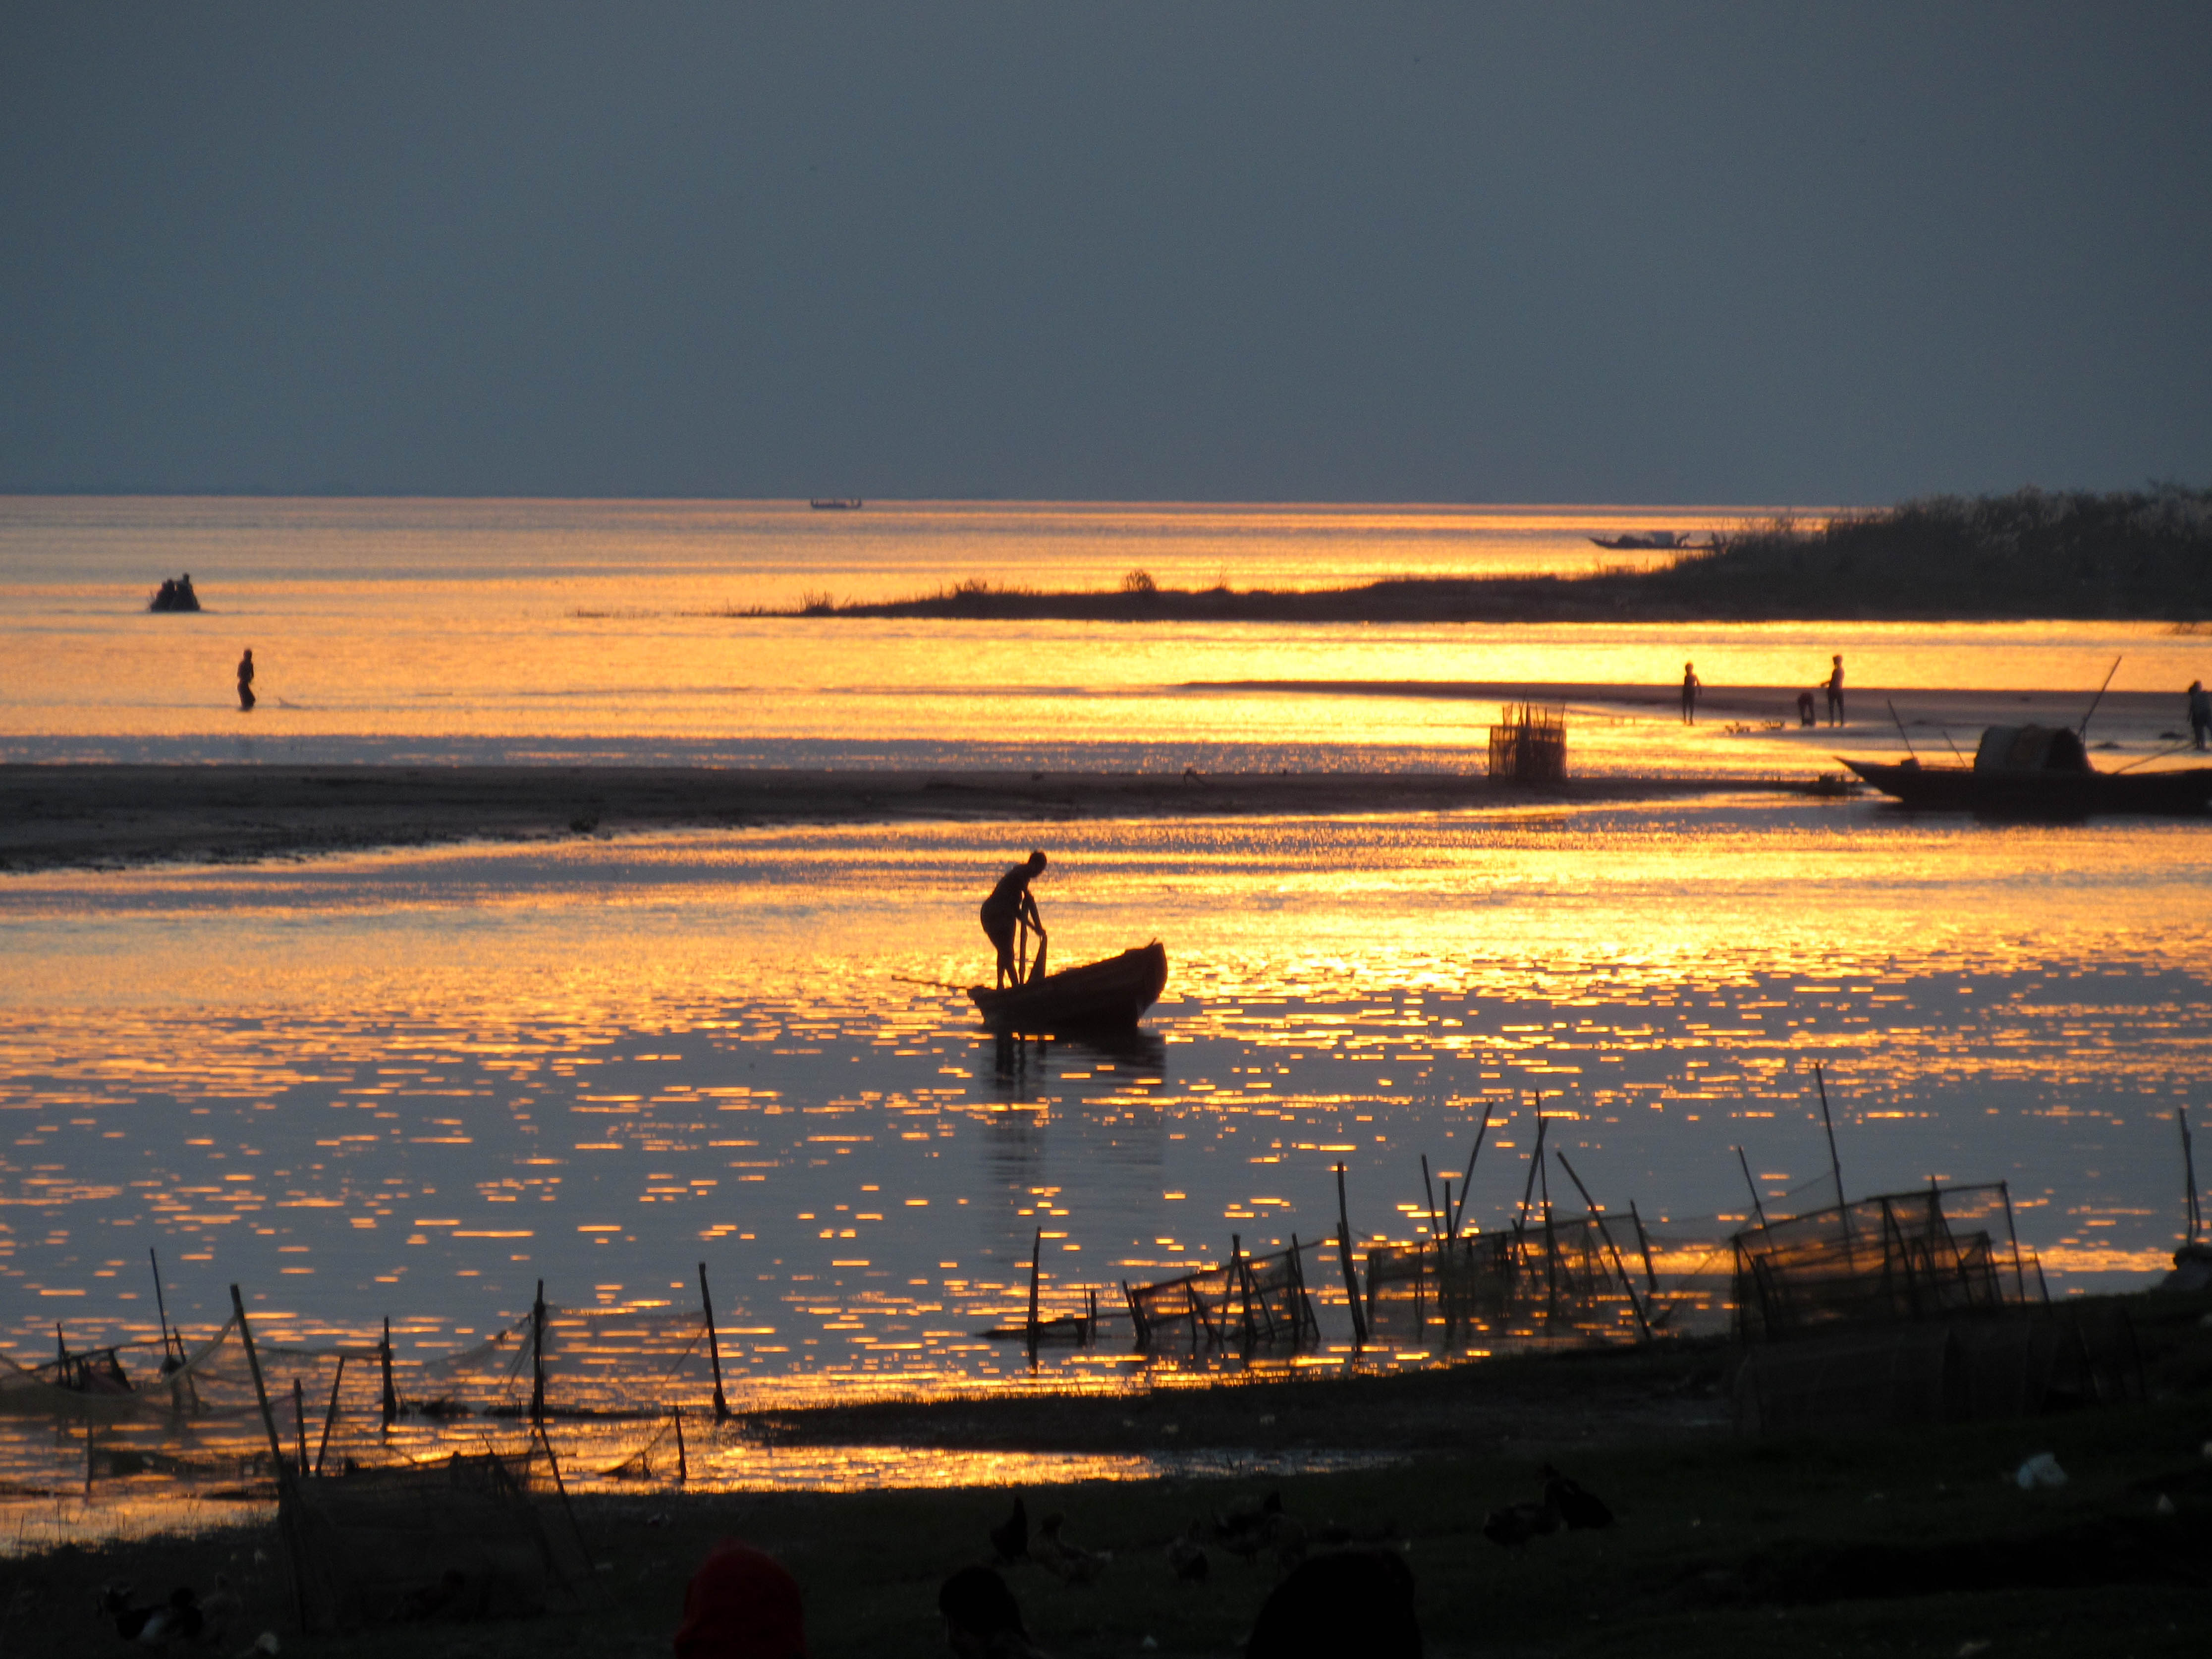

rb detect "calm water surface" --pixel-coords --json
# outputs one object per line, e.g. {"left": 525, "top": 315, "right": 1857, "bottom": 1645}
{"left": 1, "top": 499, "right": 2208, "bottom": 1507}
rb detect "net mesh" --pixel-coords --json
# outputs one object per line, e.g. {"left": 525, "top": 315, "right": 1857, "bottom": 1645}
{"left": 1362, "top": 1211, "right": 1647, "bottom": 1347}
{"left": 1730, "top": 1183, "right": 2030, "bottom": 1342}
{"left": 1122, "top": 1241, "right": 1320, "bottom": 1349}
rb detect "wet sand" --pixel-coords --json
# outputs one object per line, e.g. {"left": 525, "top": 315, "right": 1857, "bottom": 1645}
{"left": 0, "top": 763, "right": 1807, "bottom": 874}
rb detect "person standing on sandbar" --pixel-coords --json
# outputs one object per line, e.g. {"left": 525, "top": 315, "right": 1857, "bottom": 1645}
{"left": 1680, "top": 663, "right": 1700, "bottom": 724}
{"left": 236, "top": 648, "right": 256, "bottom": 712}
{"left": 981, "top": 850, "right": 1047, "bottom": 988}
{"left": 1825, "top": 654, "right": 1846, "bottom": 726}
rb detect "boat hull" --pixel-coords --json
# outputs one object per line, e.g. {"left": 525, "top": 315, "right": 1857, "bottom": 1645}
{"left": 968, "top": 942, "right": 1168, "bottom": 1033}
{"left": 1842, "top": 759, "right": 2212, "bottom": 817}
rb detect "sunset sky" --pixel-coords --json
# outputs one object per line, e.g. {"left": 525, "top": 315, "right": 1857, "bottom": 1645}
{"left": 3, "top": 2, "right": 2207, "bottom": 503}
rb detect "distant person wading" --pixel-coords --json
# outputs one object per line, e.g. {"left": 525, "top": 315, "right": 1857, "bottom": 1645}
{"left": 1680, "top": 662, "right": 1700, "bottom": 724}
{"left": 1826, "top": 654, "right": 1846, "bottom": 726}
{"left": 2190, "top": 680, "right": 2210, "bottom": 752}
{"left": 236, "top": 649, "right": 256, "bottom": 712}
{"left": 981, "top": 851, "right": 1048, "bottom": 989}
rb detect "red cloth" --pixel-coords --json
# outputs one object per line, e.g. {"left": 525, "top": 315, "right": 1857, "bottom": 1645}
{"left": 673, "top": 1539, "right": 806, "bottom": 1659}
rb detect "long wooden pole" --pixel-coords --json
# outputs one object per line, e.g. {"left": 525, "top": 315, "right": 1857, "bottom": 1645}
{"left": 149, "top": 1248, "right": 178, "bottom": 1368}
{"left": 530, "top": 1280, "right": 547, "bottom": 1424}
{"left": 379, "top": 1316, "right": 397, "bottom": 1427}
{"left": 1026, "top": 1229, "right": 1043, "bottom": 1357}
{"left": 231, "top": 1284, "right": 310, "bottom": 1628}
{"left": 1420, "top": 1155, "right": 1441, "bottom": 1242}
{"left": 1451, "top": 1100, "right": 1496, "bottom": 1237}
{"left": 1629, "top": 1200, "right": 1659, "bottom": 1294}
{"left": 314, "top": 1355, "right": 346, "bottom": 1476}
{"left": 1555, "top": 1153, "right": 1651, "bottom": 1339}
{"left": 2182, "top": 1106, "right": 2203, "bottom": 1246}
{"left": 1734, "top": 1146, "right": 1769, "bottom": 1229}
{"left": 1334, "top": 1163, "right": 1366, "bottom": 1348}
{"left": 698, "top": 1263, "right": 730, "bottom": 1422}
{"left": 1814, "top": 1063, "right": 1846, "bottom": 1210}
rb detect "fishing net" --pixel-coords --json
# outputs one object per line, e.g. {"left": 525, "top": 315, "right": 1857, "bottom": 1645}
{"left": 1730, "top": 1183, "right": 2031, "bottom": 1342}
{"left": 1363, "top": 1211, "right": 1648, "bottom": 1348}
{"left": 281, "top": 1449, "right": 593, "bottom": 1631}
{"left": 1122, "top": 1241, "right": 1320, "bottom": 1350}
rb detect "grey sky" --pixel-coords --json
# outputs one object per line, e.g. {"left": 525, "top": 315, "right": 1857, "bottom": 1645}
{"left": 3, "top": 3, "right": 2207, "bottom": 502}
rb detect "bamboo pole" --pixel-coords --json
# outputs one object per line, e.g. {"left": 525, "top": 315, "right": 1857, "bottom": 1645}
{"left": 1334, "top": 1163, "right": 1367, "bottom": 1347}
{"left": 1451, "top": 1100, "right": 1496, "bottom": 1238}
{"left": 530, "top": 1280, "right": 548, "bottom": 1424}
{"left": 230, "top": 1284, "right": 310, "bottom": 1629}
{"left": 1998, "top": 1180, "right": 2028, "bottom": 1303}
{"left": 1555, "top": 1153, "right": 1651, "bottom": 1340}
{"left": 1420, "top": 1155, "right": 1441, "bottom": 1242}
{"left": 149, "top": 1248, "right": 179, "bottom": 1369}
{"left": 1814, "top": 1063, "right": 1855, "bottom": 1270}
{"left": 2181, "top": 1106, "right": 2203, "bottom": 1246}
{"left": 1629, "top": 1200, "right": 1659, "bottom": 1294}
{"left": 673, "top": 1406, "right": 688, "bottom": 1485}
{"left": 380, "top": 1316, "right": 397, "bottom": 1427}
{"left": 1026, "top": 1228, "right": 1043, "bottom": 1358}
{"left": 292, "top": 1379, "right": 309, "bottom": 1476}
{"left": 698, "top": 1263, "right": 730, "bottom": 1422}
{"left": 314, "top": 1355, "right": 346, "bottom": 1476}
{"left": 1734, "top": 1146, "right": 1769, "bottom": 1230}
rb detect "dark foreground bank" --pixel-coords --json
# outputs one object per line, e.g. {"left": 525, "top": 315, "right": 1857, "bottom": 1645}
{"left": 9, "top": 1295, "right": 2211, "bottom": 1659}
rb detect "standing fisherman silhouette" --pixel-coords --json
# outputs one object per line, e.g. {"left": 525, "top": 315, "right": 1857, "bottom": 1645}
{"left": 1825, "top": 654, "right": 1846, "bottom": 726}
{"left": 980, "top": 851, "right": 1048, "bottom": 989}
{"left": 2190, "top": 680, "right": 2211, "bottom": 751}
{"left": 236, "top": 648, "right": 256, "bottom": 712}
{"left": 1679, "top": 663, "right": 1700, "bottom": 724}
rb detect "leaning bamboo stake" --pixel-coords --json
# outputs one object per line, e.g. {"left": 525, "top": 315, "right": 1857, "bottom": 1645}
{"left": 1334, "top": 1163, "right": 1367, "bottom": 1347}
{"left": 1555, "top": 1153, "right": 1652, "bottom": 1340}
{"left": 314, "top": 1355, "right": 346, "bottom": 1476}
{"left": 232, "top": 1285, "right": 310, "bottom": 1629}
{"left": 1450, "top": 1100, "right": 1496, "bottom": 1237}
{"left": 672, "top": 1406, "right": 688, "bottom": 1485}
{"left": 698, "top": 1263, "right": 730, "bottom": 1422}
{"left": 379, "top": 1316, "right": 397, "bottom": 1427}
{"left": 1026, "top": 1228, "right": 1043, "bottom": 1357}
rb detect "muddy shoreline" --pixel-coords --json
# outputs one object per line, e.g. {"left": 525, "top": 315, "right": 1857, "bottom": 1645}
{"left": 0, "top": 764, "right": 1811, "bottom": 875}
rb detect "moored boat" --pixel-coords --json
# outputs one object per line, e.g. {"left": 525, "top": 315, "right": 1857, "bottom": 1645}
{"left": 1842, "top": 723, "right": 2212, "bottom": 817}
{"left": 808, "top": 498, "right": 863, "bottom": 510}
{"left": 968, "top": 941, "right": 1167, "bottom": 1033}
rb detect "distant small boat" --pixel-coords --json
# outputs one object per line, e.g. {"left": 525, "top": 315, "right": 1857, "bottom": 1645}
{"left": 1843, "top": 724, "right": 2212, "bottom": 817}
{"left": 1588, "top": 531, "right": 1703, "bottom": 551}
{"left": 809, "top": 498, "right": 864, "bottom": 510}
{"left": 969, "top": 942, "right": 1168, "bottom": 1033}
{"left": 148, "top": 575, "right": 201, "bottom": 612}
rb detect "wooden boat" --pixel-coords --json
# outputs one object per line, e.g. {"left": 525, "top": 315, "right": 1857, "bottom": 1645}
{"left": 968, "top": 941, "right": 1167, "bottom": 1032}
{"left": 1588, "top": 531, "right": 1704, "bottom": 551}
{"left": 808, "top": 498, "right": 863, "bottom": 510}
{"left": 1843, "top": 724, "right": 2212, "bottom": 816}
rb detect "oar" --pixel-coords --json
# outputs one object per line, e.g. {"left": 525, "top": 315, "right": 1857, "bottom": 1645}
{"left": 889, "top": 974, "right": 967, "bottom": 992}
{"left": 2111, "top": 740, "right": 2196, "bottom": 774}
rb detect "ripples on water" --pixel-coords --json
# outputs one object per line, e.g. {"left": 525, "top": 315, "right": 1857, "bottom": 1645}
{"left": 3, "top": 499, "right": 2210, "bottom": 1507}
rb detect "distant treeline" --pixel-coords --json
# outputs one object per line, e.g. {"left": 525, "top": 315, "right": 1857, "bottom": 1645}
{"left": 817, "top": 486, "right": 2212, "bottom": 623}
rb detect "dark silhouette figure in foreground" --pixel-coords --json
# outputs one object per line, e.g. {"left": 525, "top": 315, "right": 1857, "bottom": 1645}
{"left": 940, "top": 1565, "right": 1049, "bottom": 1658}
{"left": 1797, "top": 689, "right": 1817, "bottom": 727}
{"left": 236, "top": 648, "right": 256, "bottom": 711}
{"left": 2190, "top": 680, "right": 2210, "bottom": 752}
{"left": 1245, "top": 1550, "right": 1420, "bottom": 1659}
{"left": 980, "top": 851, "right": 1047, "bottom": 988}
{"left": 1680, "top": 663, "right": 1700, "bottom": 724}
{"left": 1826, "top": 654, "right": 1846, "bottom": 726}
{"left": 672, "top": 1538, "right": 807, "bottom": 1659}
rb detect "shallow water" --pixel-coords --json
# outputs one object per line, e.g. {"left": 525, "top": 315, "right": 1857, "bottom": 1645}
{"left": 3, "top": 499, "right": 2210, "bottom": 1505}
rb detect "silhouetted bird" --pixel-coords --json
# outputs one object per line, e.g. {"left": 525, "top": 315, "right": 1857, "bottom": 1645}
{"left": 1246, "top": 1550, "right": 1420, "bottom": 1659}
{"left": 99, "top": 1585, "right": 203, "bottom": 1644}
{"left": 989, "top": 1493, "right": 1030, "bottom": 1562}
{"left": 1481, "top": 1501, "right": 1560, "bottom": 1552}
{"left": 1541, "top": 1463, "right": 1614, "bottom": 1530}
{"left": 1165, "top": 1519, "right": 1209, "bottom": 1583}
{"left": 1033, "top": 1511, "right": 1110, "bottom": 1584}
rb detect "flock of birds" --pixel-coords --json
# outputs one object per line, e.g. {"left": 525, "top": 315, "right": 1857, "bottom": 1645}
{"left": 94, "top": 1581, "right": 274, "bottom": 1651}
{"left": 984, "top": 1466, "right": 1610, "bottom": 1591}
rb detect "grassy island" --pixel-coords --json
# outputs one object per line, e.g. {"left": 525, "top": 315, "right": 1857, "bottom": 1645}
{"left": 803, "top": 487, "right": 2212, "bottom": 624}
